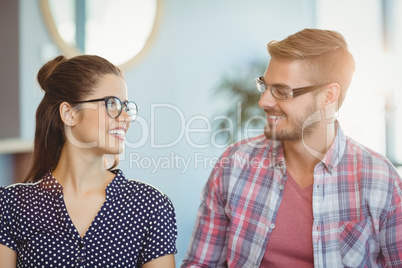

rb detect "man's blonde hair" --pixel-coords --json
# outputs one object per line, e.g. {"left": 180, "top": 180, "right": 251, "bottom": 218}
{"left": 267, "top": 28, "right": 355, "bottom": 107}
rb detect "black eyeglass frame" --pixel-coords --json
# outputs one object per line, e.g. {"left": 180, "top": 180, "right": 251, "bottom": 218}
{"left": 72, "top": 96, "right": 138, "bottom": 121}
{"left": 255, "top": 76, "right": 328, "bottom": 100}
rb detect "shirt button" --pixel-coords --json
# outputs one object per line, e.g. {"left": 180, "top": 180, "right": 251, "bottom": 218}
{"left": 269, "top": 223, "right": 275, "bottom": 229}
{"left": 279, "top": 185, "right": 284, "bottom": 190}
{"left": 78, "top": 257, "right": 84, "bottom": 262}
{"left": 275, "top": 161, "right": 284, "bottom": 168}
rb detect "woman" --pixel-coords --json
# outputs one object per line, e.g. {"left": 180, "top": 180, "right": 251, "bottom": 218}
{"left": 0, "top": 55, "right": 177, "bottom": 267}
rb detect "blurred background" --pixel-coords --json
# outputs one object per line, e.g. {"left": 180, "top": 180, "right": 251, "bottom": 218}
{"left": 1, "top": 0, "right": 402, "bottom": 264}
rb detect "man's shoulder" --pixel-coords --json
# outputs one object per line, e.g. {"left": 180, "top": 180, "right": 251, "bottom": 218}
{"left": 345, "top": 136, "right": 388, "bottom": 161}
{"left": 344, "top": 136, "right": 399, "bottom": 175}
{"left": 222, "top": 134, "right": 270, "bottom": 156}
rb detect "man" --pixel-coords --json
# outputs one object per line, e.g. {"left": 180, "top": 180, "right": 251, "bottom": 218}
{"left": 182, "top": 29, "right": 402, "bottom": 267}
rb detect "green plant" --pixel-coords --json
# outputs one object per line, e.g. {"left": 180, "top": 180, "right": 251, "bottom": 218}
{"left": 212, "top": 61, "right": 267, "bottom": 144}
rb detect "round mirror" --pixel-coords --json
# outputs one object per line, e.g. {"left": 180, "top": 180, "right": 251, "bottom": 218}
{"left": 39, "top": 0, "right": 161, "bottom": 71}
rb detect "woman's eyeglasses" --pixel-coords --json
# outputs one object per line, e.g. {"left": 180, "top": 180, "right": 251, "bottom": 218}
{"left": 73, "top": 96, "right": 138, "bottom": 122}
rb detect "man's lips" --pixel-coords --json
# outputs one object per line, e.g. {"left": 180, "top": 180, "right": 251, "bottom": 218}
{"left": 267, "top": 115, "right": 285, "bottom": 120}
{"left": 266, "top": 115, "right": 285, "bottom": 125}
{"left": 264, "top": 110, "right": 286, "bottom": 124}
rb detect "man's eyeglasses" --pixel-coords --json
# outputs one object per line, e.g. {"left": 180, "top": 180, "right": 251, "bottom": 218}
{"left": 255, "top": 76, "right": 327, "bottom": 100}
{"left": 72, "top": 96, "right": 138, "bottom": 122}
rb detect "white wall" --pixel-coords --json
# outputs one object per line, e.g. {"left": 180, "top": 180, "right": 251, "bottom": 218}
{"left": 18, "top": 0, "right": 316, "bottom": 263}
{"left": 316, "top": 0, "right": 402, "bottom": 174}
{"left": 316, "top": 0, "right": 388, "bottom": 154}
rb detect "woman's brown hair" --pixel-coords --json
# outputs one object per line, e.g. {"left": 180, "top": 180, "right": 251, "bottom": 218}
{"left": 25, "top": 55, "right": 123, "bottom": 182}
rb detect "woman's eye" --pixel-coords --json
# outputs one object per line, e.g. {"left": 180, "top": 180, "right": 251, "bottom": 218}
{"left": 107, "top": 100, "right": 117, "bottom": 111}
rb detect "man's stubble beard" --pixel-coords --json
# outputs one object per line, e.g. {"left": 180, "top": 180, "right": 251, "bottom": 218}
{"left": 263, "top": 100, "right": 320, "bottom": 142}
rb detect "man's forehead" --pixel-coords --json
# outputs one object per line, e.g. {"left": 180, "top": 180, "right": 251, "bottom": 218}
{"left": 264, "top": 58, "right": 311, "bottom": 86}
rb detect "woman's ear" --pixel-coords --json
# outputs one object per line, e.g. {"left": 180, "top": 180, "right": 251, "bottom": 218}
{"left": 59, "top": 102, "right": 75, "bottom": 126}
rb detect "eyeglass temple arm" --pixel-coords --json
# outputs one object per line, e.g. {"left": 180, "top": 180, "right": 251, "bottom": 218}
{"left": 71, "top": 98, "right": 105, "bottom": 104}
{"left": 292, "top": 84, "right": 326, "bottom": 98}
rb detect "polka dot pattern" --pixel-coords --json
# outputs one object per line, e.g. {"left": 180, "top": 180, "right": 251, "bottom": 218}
{"left": 0, "top": 169, "right": 177, "bottom": 267}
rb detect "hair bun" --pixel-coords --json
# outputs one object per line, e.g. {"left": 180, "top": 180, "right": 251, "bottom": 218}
{"left": 37, "top": 55, "right": 67, "bottom": 92}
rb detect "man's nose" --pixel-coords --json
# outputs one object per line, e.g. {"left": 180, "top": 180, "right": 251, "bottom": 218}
{"left": 258, "top": 88, "right": 278, "bottom": 109}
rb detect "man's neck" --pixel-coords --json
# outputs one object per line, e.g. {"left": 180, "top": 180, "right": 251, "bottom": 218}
{"left": 282, "top": 121, "right": 337, "bottom": 182}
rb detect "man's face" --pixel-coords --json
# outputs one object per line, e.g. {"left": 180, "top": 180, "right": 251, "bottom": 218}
{"left": 258, "top": 58, "right": 322, "bottom": 141}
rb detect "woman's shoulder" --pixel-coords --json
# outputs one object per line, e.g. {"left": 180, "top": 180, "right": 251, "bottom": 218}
{"left": 114, "top": 170, "right": 173, "bottom": 206}
{"left": 125, "top": 178, "right": 169, "bottom": 200}
{"left": 0, "top": 180, "right": 43, "bottom": 210}
{"left": 1, "top": 180, "right": 43, "bottom": 197}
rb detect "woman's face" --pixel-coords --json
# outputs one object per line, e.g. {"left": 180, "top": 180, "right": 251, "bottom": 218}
{"left": 70, "top": 74, "right": 130, "bottom": 155}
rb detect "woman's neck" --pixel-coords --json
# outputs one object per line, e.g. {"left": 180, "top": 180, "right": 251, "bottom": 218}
{"left": 52, "top": 143, "right": 113, "bottom": 194}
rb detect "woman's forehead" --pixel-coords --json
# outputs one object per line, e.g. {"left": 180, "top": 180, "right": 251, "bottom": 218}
{"left": 90, "top": 74, "right": 128, "bottom": 100}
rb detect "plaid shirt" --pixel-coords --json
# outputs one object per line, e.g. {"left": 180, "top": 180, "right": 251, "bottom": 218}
{"left": 182, "top": 125, "right": 402, "bottom": 268}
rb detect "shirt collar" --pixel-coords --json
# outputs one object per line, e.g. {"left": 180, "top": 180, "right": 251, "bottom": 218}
{"left": 270, "top": 139, "right": 286, "bottom": 175}
{"left": 105, "top": 169, "right": 126, "bottom": 200}
{"left": 268, "top": 122, "right": 346, "bottom": 175}
{"left": 320, "top": 122, "right": 346, "bottom": 173}
{"left": 40, "top": 171, "right": 63, "bottom": 196}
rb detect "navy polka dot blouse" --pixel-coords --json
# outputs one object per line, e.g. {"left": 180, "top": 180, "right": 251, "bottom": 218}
{"left": 0, "top": 169, "right": 177, "bottom": 267}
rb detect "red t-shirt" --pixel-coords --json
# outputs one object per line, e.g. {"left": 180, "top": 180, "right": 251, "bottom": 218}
{"left": 260, "top": 171, "right": 314, "bottom": 267}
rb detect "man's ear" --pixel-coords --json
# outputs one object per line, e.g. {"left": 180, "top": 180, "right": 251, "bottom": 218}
{"left": 59, "top": 102, "right": 75, "bottom": 126}
{"left": 322, "top": 83, "right": 341, "bottom": 118}
{"left": 324, "top": 83, "right": 341, "bottom": 106}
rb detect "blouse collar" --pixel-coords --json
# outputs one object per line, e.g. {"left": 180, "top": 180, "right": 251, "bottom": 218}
{"left": 40, "top": 169, "right": 127, "bottom": 199}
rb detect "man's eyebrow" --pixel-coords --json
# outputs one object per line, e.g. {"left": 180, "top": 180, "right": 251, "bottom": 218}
{"left": 261, "top": 77, "right": 290, "bottom": 88}
{"left": 271, "top": 83, "right": 291, "bottom": 89}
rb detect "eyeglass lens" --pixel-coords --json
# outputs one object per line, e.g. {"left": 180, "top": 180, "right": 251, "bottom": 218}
{"left": 255, "top": 78, "right": 266, "bottom": 93}
{"left": 125, "top": 102, "right": 138, "bottom": 121}
{"left": 106, "top": 97, "right": 138, "bottom": 122}
{"left": 106, "top": 98, "right": 121, "bottom": 118}
{"left": 255, "top": 78, "right": 291, "bottom": 100}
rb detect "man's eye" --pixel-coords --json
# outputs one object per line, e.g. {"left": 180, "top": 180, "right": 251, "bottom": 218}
{"left": 274, "top": 87, "right": 289, "bottom": 97}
